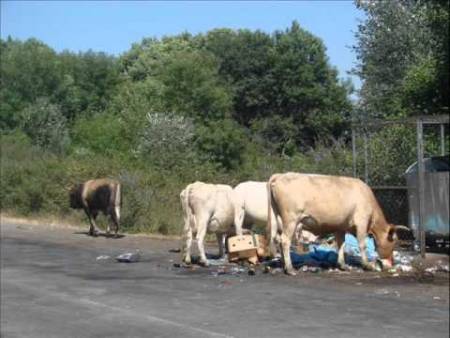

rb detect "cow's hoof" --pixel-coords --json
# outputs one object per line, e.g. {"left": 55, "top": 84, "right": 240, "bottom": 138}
{"left": 199, "top": 260, "right": 209, "bottom": 267}
{"left": 285, "top": 268, "right": 297, "bottom": 276}
{"left": 362, "top": 262, "right": 376, "bottom": 271}
{"left": 182, "top": 256, "right": 191, "bottom": 265}
{"left": 338, "top": 264, "right": 350, "bottom": 271}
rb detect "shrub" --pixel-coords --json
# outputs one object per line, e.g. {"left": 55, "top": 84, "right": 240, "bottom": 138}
{"left": 19, "top": 97, "right": 70, "bottom": 154}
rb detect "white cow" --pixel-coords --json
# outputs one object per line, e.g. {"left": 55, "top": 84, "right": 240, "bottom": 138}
{"left": 233, "top": 181, "right": 317, "bottom": 257}
{"left": 180, "top": 181, "right": 240, "bottom": 266}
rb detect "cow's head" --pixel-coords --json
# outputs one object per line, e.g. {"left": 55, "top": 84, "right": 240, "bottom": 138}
{"left": 69, "top": 184, "right": 84, "bottom": 209}
{"left": 372, "top": 224, "right": 410, "bottom": 269}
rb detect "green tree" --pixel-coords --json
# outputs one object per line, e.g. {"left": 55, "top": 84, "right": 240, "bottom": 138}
{"left": 353, "top": 0, "right": 449, "bottom": 117}
{"left": 0, "top": 38, "right": 61, "bottom": 130}
{"left": 201, "top": 22, "right": 352, "bottom": 151}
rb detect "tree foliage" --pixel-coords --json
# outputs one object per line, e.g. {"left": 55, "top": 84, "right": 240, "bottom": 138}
{"left": 353, "top": 0, "right": 449, "bottom": 117}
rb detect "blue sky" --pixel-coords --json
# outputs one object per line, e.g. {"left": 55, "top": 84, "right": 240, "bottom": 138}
{"left": 1, "top": 1, "right": 364, "bottom": 89}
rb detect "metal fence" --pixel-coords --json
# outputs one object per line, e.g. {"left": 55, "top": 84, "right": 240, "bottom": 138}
{"left": 351, "top": 115, "right": 449, "bottom": 255}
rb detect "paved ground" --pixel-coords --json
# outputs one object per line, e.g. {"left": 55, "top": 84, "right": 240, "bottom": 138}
{"left": 1, "top": 220, "right": 449, "bottom": 338}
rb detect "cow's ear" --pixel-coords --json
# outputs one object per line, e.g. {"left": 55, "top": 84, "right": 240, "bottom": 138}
{"left": 388, "top": 226, "right": 397, "bottom": 242}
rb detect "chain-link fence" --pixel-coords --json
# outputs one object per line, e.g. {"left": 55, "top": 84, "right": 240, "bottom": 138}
{"left": 351, "top": 116, "right": 449, "bottom": 253}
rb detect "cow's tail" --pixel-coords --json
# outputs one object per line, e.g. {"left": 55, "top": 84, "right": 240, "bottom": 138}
{"left": 180, "top": 185, "right": 194, "bottom": 233}
{"left": 113, "top": 182, "right": 121, "bottom": 223}
{"left": 266, "top": 175, "right": 279, "bottom": 257}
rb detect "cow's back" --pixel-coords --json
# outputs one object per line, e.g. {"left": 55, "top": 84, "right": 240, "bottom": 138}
{"left": 271, "top": 173, "right": 376, "bottom": 231}
{"left": 84, "top": 179, "right": 119, "bottom": 211}
{"left": 188, "top": 182, "right": 234, "bottom": 232}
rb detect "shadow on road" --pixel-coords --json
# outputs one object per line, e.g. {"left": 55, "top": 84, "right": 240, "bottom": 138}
{"left": 73, "top": 231, "right": 125, "bottom": 239}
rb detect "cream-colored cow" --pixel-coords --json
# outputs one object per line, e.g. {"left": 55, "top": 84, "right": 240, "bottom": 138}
{"left": 267, "top": 173, "right": 409, "bottom": 275}
{"left": 233, "top": 181, "right": 317, "bottom": 257}
{"left": 180, "top": 182, "right": 240, "bottom": 266}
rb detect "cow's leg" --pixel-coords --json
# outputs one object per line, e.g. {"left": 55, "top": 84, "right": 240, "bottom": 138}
{"left": 196, "top": 223, "right": 209, "bottom": 266}
{"left": 268, "top": 216, "right": 281, "bottom": 258}
{"left": 106, "top": 211, "right": 112, "bottom": 235}
{"left": 111, "top": 208, "right": 120, "bottom": 237}
{"left": 181, "top": 213, "right": 193, "bottom": 265}
{"left": 280, "top": 222, "right": 297, "bottom": 276}
{"left": 182, "top": 228, "right": 193, "bottom": 265}
{"left": 356, "top": 226, "right": 374, "bottom": 270}
{"left": 233, "top": 201, "right": 245, "bottom": 236}
{"left": 335, "top": 231, "right": 349, "bottom": 270}
{"left": 85, "top": 209, "right": 99, "bottom": 236}
{"left": 216, "top": 232, "right": 226, "bottom": 258}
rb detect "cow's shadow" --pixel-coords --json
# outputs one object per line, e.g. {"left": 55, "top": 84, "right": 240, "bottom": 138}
{"left": 73, "top": 231, "right": 125, "bottom": 239}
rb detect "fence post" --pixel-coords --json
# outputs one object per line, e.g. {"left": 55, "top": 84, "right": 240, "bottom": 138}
{"left": 440, "top": 124, "right": 445, "bottom": 156}
{"left": 416, "top": 118, "right": 426, "bottom": 258}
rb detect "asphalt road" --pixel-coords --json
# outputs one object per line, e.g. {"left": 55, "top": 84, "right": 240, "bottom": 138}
{"left": 1, "top": 220, "right": 449, "bottom": 338}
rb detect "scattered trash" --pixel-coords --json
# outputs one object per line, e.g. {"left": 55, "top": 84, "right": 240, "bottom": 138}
{"left": 207, "top": 257, "right": 229, "bottom": 266}
{"left": 96, "top": 255, "right": 110, "bottom": 261}
{"left": 394, "top": 291, "right": 400, "bottom": 297}
{"left": 425, "top": 261, "right": 450, "bottom": 274}
{"left": 355, "top": 282, "right": 363, "bottom": 286}
{"left": 209, "top": 264, "right": 245, "bottom": 277}
{"left": 375, "top": 289, "right": 390, "bottom": 295}
{"left": 116, "top": 251, "right": 140, "bottom": 263}
{"left": 169, "top": 248, "right": 181, "bottom": 253}
{"left": 433, "top": 296, "right": 441, "bottom": 300}
{"left": 173, "top": 263, "right": 182, "bottom": 268}
{"left": 398, "top": 264, "right": 413, "bottom": 272}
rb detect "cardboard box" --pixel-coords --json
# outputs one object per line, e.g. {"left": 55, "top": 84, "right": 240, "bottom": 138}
{"left": 227, "top": 235, "right": 258, "bottom": 262}
{"left": 227, "top": 234, "right": 257, "bottom": 252}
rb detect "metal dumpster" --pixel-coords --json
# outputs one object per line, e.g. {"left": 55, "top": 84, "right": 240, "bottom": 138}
{"left": 405, "top": 156, "right": 449, "bottom": 253}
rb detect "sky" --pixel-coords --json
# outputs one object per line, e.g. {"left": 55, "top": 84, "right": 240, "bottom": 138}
{"left": 1, "top": 0, "right": 365, "bottom": 89}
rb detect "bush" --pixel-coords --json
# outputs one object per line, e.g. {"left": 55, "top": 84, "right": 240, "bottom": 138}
{"left": 19, "top": 97, "right": 70, "bottom": 154}
{"left": 71, "top": 113, "right": 129, "bottom": 157}
{"left": 136, "top": 112, "right": 196, "bottom": 169}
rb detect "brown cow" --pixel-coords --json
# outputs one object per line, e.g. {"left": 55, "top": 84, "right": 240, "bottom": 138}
{"left": 267, "top": 173, "right": 408, "bottom": 275}
{"left": 69, "top": 178, "right": 121, "bottom": 236}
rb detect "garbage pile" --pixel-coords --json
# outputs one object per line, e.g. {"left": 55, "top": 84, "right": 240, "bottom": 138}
{"left": 261, "top": 234, "right": 380, "bottom": 272}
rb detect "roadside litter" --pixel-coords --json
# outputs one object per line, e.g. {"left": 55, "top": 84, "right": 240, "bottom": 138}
{"left": 116, "top": 251, "right": 141, "bottom": 263}
{"left": 173, "top": 232, "right": 448, "bottom": 276}
{"left": 96, "top": 255, "right": 110, "bottom": 261}
{"left": 264, "top": 234, "right": 379, "bottom": 271}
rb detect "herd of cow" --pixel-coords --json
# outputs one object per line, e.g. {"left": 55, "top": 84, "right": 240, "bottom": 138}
{"left": 69, "top": 173, "right": 410, "bottom": 275}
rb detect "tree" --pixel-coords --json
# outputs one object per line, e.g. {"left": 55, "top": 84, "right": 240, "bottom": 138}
{"left": 352, "top": 0, "right": 449, "bottom": 117}
{"left": 0, "top": 38, "right": 61, "bottom": 130}
{"left": 201, "top": 22, "right": 352, "bottom": 151}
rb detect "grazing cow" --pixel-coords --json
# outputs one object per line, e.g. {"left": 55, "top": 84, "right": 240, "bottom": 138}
{"left": 180, "top": 181, "right": 240, "bottom": 266}
{"left": 69, "top": 178, "right": 121, "bottom": 236}
{"left": 267, "top": 173, "right": 409, "bottom": 275}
